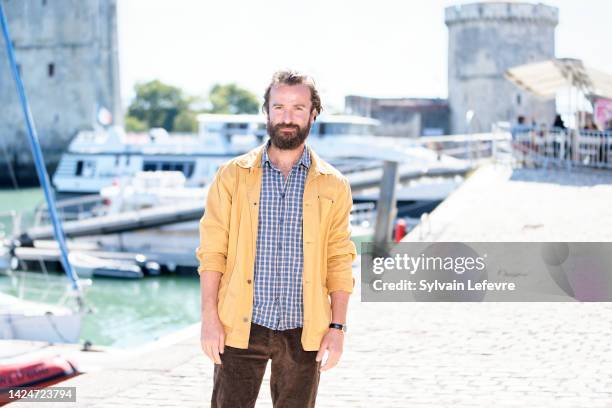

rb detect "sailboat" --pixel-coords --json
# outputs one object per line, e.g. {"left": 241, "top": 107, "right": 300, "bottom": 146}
{"left": 0, "top": 5, "right": 90, "bottom": 344}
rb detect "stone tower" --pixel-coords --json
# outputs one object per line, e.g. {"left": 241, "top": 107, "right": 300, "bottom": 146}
{"left": 445, "top": 1, "right": 558, "bottom": 134}
{"left": 0, "top": 0, "right": 121, "bottom": 186}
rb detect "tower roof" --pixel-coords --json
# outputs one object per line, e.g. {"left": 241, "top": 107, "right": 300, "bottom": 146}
{"left": 445, "top": 1, "right": 559, "bottom": 26}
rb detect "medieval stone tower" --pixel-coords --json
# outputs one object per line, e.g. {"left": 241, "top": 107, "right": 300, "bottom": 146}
{"left": 0, "top": 0, "right": 121, "bottom": 185}
{"left": 445, "top": 1, "right": 558, "bottom": 134}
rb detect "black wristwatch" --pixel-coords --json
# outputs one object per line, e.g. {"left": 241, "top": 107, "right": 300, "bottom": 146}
{"left": 329, "top": 323, "right": 347, "bottom": 333}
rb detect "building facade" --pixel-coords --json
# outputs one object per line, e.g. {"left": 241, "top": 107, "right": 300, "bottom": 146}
{"left": 0, "top": 0, "right": 121, "bottom": 186}
{"left": 345, "top": 95, "right": 450, "bottom": 137}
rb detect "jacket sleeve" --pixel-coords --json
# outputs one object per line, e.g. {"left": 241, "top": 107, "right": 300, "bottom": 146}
{"left": 195, "top": 163, "right": 233, "bottom": 275}
{"left": 326, "top": 177, "right": 357, "bottom": 294}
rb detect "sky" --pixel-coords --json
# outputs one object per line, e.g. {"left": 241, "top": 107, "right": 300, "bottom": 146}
{"left": 117, "top": 0, "right": 612, "bottom": 112}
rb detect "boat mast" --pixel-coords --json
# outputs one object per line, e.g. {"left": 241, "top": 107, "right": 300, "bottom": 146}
{"left": 0, "top": 4, "right": 84, "bottom": 305}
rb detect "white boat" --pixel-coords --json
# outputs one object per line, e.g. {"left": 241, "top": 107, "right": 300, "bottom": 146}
{"left": 68, "top": 252, "right": 144, "bottom": 279}
{"left": 0, "top": 291, "right": 83, "bottom": 343}
{"left": 51, "top": 114, "right": 468, "bottom": 196}
{"left": 52, "top": 115, "right": 377, "bottom": 195}
{"left": 99, "top": 170, "right": 208, "bottom": 213}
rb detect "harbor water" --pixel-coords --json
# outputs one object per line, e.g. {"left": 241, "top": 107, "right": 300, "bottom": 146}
{"left": 0, "top": 187, "right": 201, "bottom": 348}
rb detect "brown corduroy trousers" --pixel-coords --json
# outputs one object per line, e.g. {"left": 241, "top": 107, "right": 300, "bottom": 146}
{"left": 211, "top": 323, "right": 321, "bottom": 407}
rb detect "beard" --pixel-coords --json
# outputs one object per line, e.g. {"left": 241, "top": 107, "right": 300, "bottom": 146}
{"left": 267, "top": 120, "right": 311, "bottom": 150}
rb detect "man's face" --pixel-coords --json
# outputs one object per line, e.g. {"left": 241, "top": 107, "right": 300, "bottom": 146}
{"left": 266, "top": 84, "right": 317, "bottom": 150}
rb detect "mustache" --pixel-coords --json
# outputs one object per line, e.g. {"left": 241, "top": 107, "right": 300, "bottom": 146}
{"left": 274, "top": 123, "right": 300, "bottom": 131}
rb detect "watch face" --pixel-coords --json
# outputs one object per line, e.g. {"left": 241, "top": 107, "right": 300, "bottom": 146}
{"left": 330, "top": 323, "right": 347, "bottom": 333}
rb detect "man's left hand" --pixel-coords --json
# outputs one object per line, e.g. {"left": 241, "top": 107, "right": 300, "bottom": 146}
{"left": 316, "top": 328, "right": 344, "bottom": 371}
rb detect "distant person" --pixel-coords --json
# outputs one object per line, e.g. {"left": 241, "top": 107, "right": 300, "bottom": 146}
{"left": 511, "top": 115, "right": 532, "bottom": 159}
{"left": 582, "top": 117, "right": 598, "bottom": 131}
{"left": 553, "top": 114, "right": 566, "bottom": 130}
{"left": 196, "top": 70, "right": 356, "bottom": 407}
{"left": 511, "top": 115, "right": 531, "bottom": 140}
{"left": 605, "top": 120, "right": 612, "bottom": 165}
{"left": 552, "top": 114, "right": 568, "bottom": 159}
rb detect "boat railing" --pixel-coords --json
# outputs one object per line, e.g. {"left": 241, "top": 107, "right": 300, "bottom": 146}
{"left": 33, "top": 194, "right": 106, "bottom": 227}
{"left": 0, "top": 209, "right": 21, "bottom": 239}
{"left": 350, "top": 202, "right": 376, "bottom": 227}
{"left": 1, "top": 269, "right": 92, "bottom": 308}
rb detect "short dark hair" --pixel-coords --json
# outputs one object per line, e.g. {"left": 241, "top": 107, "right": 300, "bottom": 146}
{"left": 262, "top": 70, "right": 322, "bottom": 117}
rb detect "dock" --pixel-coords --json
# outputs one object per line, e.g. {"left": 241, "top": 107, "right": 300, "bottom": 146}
{"left": 5, "top": 162, "right": 612, "bottom": 407}
{"left": 403, "top": 162, "right": 612, "bottom": 241}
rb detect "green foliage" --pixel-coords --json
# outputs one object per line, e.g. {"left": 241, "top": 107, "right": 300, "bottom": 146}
{"left": 173, "top": 110, "right": 198, "bottom": 133}
{"left": 124, "top": 115, "right": 148, "bottom": 132}
{"left": 208, "top": 83, "right": 259, "bottom": 114}
{"left": 124, "top": 80, "right": 259, "bottom": 133}
{"left": 127, "top": 80, "right": 189, "bottom": 131}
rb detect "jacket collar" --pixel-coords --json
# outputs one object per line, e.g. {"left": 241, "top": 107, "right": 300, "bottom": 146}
{"left": 236, "top": 141, "right": 332, "bottom": 175}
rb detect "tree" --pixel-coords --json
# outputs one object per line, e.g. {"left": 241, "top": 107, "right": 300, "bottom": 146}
{"left": 125, "top": 115, "right": 147, "bottom": 132}
{"left": 173, "top": 110, "right": 198, "bottom": 133}
{"left": 126, "top": 80, "right": 190, "bottom": 131}
{"left": 208, "top": 83, "right": 259, "bottom": 114}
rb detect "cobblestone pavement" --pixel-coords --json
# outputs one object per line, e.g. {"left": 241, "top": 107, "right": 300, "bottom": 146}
{"left": 17, "top": 164, "right": 612, "bottom": 407}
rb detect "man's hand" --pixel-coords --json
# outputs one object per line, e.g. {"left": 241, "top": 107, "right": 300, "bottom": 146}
{"left": 200, "top": 270, "right": 224, "bottom": 364}
{"left": 316, "top": 328, "right": 344, "bottom": 371}
{"left": 201, "top": 310, "right": 225, "bottom": 364}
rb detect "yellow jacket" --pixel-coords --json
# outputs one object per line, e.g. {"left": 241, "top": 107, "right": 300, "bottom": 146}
{"left": 196, "top": 143, "right": 356, "bottom": 351}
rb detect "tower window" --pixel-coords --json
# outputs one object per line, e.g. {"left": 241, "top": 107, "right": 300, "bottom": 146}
{"left": 42, "top": 0, "right": 47, "bottom": 5}
{"left": 48, "top": 63, "right": 54, "bottom": 77}
{"left": 516, "top": 94, "right": 522, "bottom": 106}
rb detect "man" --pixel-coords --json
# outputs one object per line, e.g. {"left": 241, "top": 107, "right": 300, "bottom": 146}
{"left": 196, "top": 70, "right": 357, "bottom": 407}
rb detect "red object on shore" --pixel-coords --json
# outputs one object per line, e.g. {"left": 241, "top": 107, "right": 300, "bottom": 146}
{"left": 394, "top": 219, "right": 407, "bottom": 242}
{"left": 0, "top": 355, "right": 78, "bottom": 390}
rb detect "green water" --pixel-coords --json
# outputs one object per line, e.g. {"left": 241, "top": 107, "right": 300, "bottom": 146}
{"left": 0, "top": 187, "right": 202, "bottom": 349}
{"left": 0, "top": 188, "right": 44, "bottom": 213}
{"left": 0, "top": 271, "right": 201, "bottom": 348}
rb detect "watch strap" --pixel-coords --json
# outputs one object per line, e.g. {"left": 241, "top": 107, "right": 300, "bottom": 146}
{"left": 329, "top": 323, "right": 346, "bottom": 332}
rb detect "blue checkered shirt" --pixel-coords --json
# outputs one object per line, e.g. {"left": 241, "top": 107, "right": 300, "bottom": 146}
{"left": 251, "top": 141, "right": 310, "bottom": 330}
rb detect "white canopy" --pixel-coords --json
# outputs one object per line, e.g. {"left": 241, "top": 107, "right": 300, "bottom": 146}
{"left": 505, "top": 58, "right": 612, "bottom": 100}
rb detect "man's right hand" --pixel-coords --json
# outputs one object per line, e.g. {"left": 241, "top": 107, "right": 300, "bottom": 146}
{"left": 201, "top": 311, "right": 225, "bottom": 364}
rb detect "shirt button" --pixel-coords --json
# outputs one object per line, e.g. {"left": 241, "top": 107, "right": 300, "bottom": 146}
{"left": 247, "top": 279, "right": 252, "bottom": 284}
{"left": 243, "top": 317, "right": 249, "bottom": 323}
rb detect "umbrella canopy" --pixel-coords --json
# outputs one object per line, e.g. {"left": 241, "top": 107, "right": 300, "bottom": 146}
{"left": 505, "top": 58, "right": 612, "bottom": 100}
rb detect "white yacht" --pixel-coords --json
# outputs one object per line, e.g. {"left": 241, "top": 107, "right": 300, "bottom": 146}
{"left": 51, "top": 114, "right": 380, "bottom": 196}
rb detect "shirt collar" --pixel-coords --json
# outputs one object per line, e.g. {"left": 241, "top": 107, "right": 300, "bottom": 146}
{"left": 261, "top": 139, "right": 311, "bottom": 170}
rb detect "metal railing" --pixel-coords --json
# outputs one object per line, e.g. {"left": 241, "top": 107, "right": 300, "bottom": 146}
{"left": 510, "top": 127, "right": 612, "bottom": 170}
{"left": 416, "top": 132, "right": 511, "bottom": 163}
{"left": 33, "top": 194, "right": 105, "bottom": 227}
{"left": 0, "top": 210, "right": 21, "bottom": 239}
